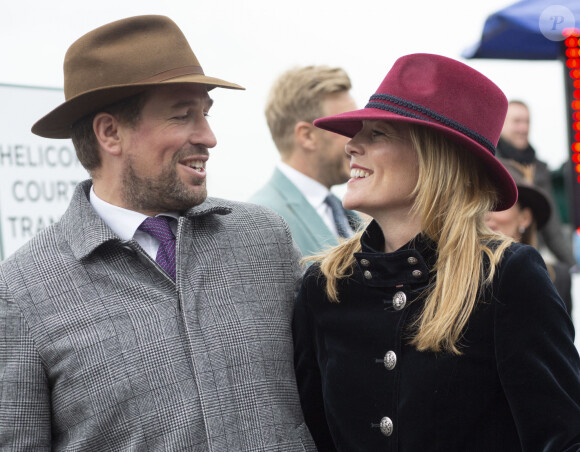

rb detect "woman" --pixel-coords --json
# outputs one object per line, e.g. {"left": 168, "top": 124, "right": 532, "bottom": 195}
{"left": 485, "top": 158, "right": 573, "bottom": 315}
{"left": 293, "top": 54, "right": 580, "bottom": 451}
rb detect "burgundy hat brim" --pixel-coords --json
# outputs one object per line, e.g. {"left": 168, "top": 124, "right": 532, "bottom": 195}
{"left": 314, "top": 108, "right": 517, "bottom": 212}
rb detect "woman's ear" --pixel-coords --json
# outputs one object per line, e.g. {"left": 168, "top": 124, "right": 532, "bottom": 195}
{"left": 518, "top": 206, "right": 534, "bottom": 230}
{"left": 93, "top": 113, "right": 122, "bottom": 157}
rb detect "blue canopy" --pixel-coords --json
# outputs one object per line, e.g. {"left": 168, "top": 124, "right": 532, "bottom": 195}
{"left": 463, "top": 0, "right": 580, "bottom": 60}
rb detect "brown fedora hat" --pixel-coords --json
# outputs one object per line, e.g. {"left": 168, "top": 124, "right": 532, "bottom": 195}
{"left": 32, "top": 15, "right": 244, "bottom": 138}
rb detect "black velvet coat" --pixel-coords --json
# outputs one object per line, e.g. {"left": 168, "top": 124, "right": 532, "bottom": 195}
{"left": 293, "top": 221, "right": 580, "bottom": 451}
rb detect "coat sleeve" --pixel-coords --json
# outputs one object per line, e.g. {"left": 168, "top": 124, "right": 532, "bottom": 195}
{"left": 293, "top": 267, "right": 338, "bottom": 452}
{"left": 535, "top": 162, "right": 577, "bottom": 267}
{"left": 0, "top": 277, "right": 51, "bottom": 450}
{"left": 494, "top": 245, "right": 580, "bottom": 451}
{"left": 539, "top": 201, "right": 577, "bottom": 267}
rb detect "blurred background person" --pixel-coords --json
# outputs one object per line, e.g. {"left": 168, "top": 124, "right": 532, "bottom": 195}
{"left": 497, "top": 99, "right": 577, "bottom": 268}
{"left": 486, "top": 158, "right": 573, "bottom": 315}
{"left": 249, "top": 66, "right": 361, "bottom": 256}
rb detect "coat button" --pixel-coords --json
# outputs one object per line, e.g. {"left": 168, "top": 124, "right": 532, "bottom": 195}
{"left": 364, "top": 270, "right": 372, "bottom": 280}
{"left": 407, "top": 256, "right": 418, "bottom": 265}
{"left": 380, "top": 417, "right": 393, "bottom": 436}
{"left": 392, "top": 291, "right": 406, "bottom": 310}
{"left": 360, "top": 258, "right": 370, "bottom": 267}
{"left": 383, "top": 351, "right": 397, "bottom": 370}
{"left": 412, "top": 269, "right": 423, "bottom": 278}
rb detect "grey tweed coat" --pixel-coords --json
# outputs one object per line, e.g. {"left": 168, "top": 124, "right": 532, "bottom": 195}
{"left": 0, "top": 180, "right": 315, "bottom": 451}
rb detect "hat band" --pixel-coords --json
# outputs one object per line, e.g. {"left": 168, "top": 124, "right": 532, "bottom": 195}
{"left": 137, "top": 65, "right": 205, "bottom": 83}
{"left": 366, "top": 93, "right": 496, "bottom": 155}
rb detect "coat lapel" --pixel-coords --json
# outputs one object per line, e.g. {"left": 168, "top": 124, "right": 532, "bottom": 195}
{"left": 270, "top": 169, "right": 338, "bottom": 249}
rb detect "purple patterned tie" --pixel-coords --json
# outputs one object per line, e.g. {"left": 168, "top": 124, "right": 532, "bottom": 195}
{"left": 138, "top": 216, "right": 176, "bottom": 280}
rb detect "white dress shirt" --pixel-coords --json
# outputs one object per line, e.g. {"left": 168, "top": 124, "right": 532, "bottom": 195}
{"left": 277, "top": 161, "right": 340, "bottom": 236}
{"left": 89, "top": 186, "right": 179, "bottom": 260}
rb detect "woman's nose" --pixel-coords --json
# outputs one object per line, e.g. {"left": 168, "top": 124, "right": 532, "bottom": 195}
{"left": 345, "top": 134, "right": 364, "bottom": 156}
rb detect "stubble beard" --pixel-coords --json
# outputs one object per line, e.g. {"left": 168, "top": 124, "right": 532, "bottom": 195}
{"left": 318, "top": 152, "right": 351, "bottom": 188}
{"left": 121, "top": 153, "right": 207, "bottom": 214}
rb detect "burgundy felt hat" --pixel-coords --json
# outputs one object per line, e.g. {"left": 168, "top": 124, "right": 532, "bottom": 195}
{"left": 32, "top": 15, "right": 244, "bottom": 139}
{"left": 314, "top": 53, "right": 517, "bottom": 211}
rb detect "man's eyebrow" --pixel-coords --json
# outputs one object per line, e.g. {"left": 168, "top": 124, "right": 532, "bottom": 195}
{"left": 170, "top": 97, "right": 214, "bottom": 110}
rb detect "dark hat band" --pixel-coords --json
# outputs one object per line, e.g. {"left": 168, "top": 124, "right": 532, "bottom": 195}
{"left": 366, "top": 93, "right": 496, "bottom": 155}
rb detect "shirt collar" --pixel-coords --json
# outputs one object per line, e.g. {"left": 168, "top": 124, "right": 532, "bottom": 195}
{"left": 89, "top": 185, "right": 179, "bottom": 240}
{"left": 277, "top": 161, "right": 330, "bottom": 208}
{"left": 59, "top": 180, "right": 232, "bottom": 261}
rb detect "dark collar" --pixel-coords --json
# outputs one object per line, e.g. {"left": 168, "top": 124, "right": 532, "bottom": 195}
{"left": 496, "top": 137, "right": 536, "bottom": 165}
{"left": 352, "top": 220, "right": 437, "bottom": 289}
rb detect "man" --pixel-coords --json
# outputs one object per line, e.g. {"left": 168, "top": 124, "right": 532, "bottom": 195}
{"left": 497, "top": 100, "right": 577, "bottom": 268}
{"left": 249, "top": 66, "right": 360, "bottom": 256}
{"left": 0, "top": 16, "right": 315, "bottom": 451}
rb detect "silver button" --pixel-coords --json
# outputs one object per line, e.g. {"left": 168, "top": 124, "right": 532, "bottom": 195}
{"left": 380, "top": 417, "right": 393, "bottom": 436}
{"left": 383, "top": 351, "right": 397, "bottom": 370}
{"left": 393, "top": 291, "right": 407, "bottom": 310}
{"left": 364, "top": 270, "right": 372, "bottom": 280}
{"left": 412, "top": 269, "right": 423, "bottom": 278}
{"left": 407, "top": 256, "right": 418, "bottom": 265}
{"left": 360, "top": 258, "right": 370, "bottom": 267}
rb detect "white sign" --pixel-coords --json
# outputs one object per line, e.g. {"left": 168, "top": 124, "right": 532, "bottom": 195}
{"left": 0, "top": 84, "right": 88, "bottom": 259}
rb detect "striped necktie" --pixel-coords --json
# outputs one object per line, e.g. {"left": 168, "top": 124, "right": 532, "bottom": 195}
{"left": 324, "top": 193, "right": 352, "bottom": 238}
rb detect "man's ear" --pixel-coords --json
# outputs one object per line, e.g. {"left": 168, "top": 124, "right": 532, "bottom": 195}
{"left": 93, "top": 113, "right": 122, "bottom": 157}
{"left": 294, "top": 121, "right": 317, "bottom": 152}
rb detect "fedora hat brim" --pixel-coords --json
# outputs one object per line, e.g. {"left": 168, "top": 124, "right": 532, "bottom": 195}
{"left": 496, "top": 157, "right": 552, "bottom": 229}
{"left": 516, "top": 185, "right": 551, "bottom": 230}
{"left": 314, "top": 107, "right": 517, "bottom": 212}
{"left": 32, "top": 74, "right": 244, "bottom": 139}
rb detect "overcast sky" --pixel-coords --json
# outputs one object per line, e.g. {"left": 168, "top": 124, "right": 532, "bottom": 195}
{"left": 0, "top": 0, "right": 570, "bottom": 201}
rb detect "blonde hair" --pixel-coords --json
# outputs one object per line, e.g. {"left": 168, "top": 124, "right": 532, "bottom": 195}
{"left": 310, "top": 124, "right": 513, "bottom": 354}
{"left": 265, "top": 65, "right": 351, "bottom": 156}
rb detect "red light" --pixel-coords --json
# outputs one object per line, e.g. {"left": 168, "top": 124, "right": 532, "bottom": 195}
{"left": 564, "top": 27, "right": 580, "bottom": 37}
{"left": 576, "top": 163, "right": 580, "bottom": 173}
{"left": 576, "top": 227, "right": 580, "bottom": 236}
{"left": 577, "top": 174, "right": 580, "bottom": 183}
{"left": 567, "top": 59, "right": 580, "bottom": 69}
{"left": 571, "top": 69, "right": 580, "bottom": 78}
{"left": 573, "top": 101, "right": 580, "bottom": 110}
{"left": 565, "top": 37, "right": 579, "bottom": 47}
{"left": 574, "top": 112, "right": 580, "bottom": 121}
{"left": 567, "top": 49, "right": 580, "bottom": 58}
{"left": 572, "top": 152, "right": 580, "bottom": 162}
{"left": 573, "top": 143, "right": 580, "bottom": 153}
{"left": 576, "top": 132, "right": 580, "bottom": 141}
{"left": 574, "top": 122, "right": 580, "bottom": 132}
{"left": 575, "top": 90, "right": 580, "bottom": 99}
{"left": 576, "top": 80, "right": 580, "bottom": 89}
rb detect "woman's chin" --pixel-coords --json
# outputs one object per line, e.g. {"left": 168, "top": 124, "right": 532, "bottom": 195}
{"left": 341, "top": 196, "right": 357, "bottom": 213}
{"left": 343, "top": 198, "right": 370, "bottom": 219}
